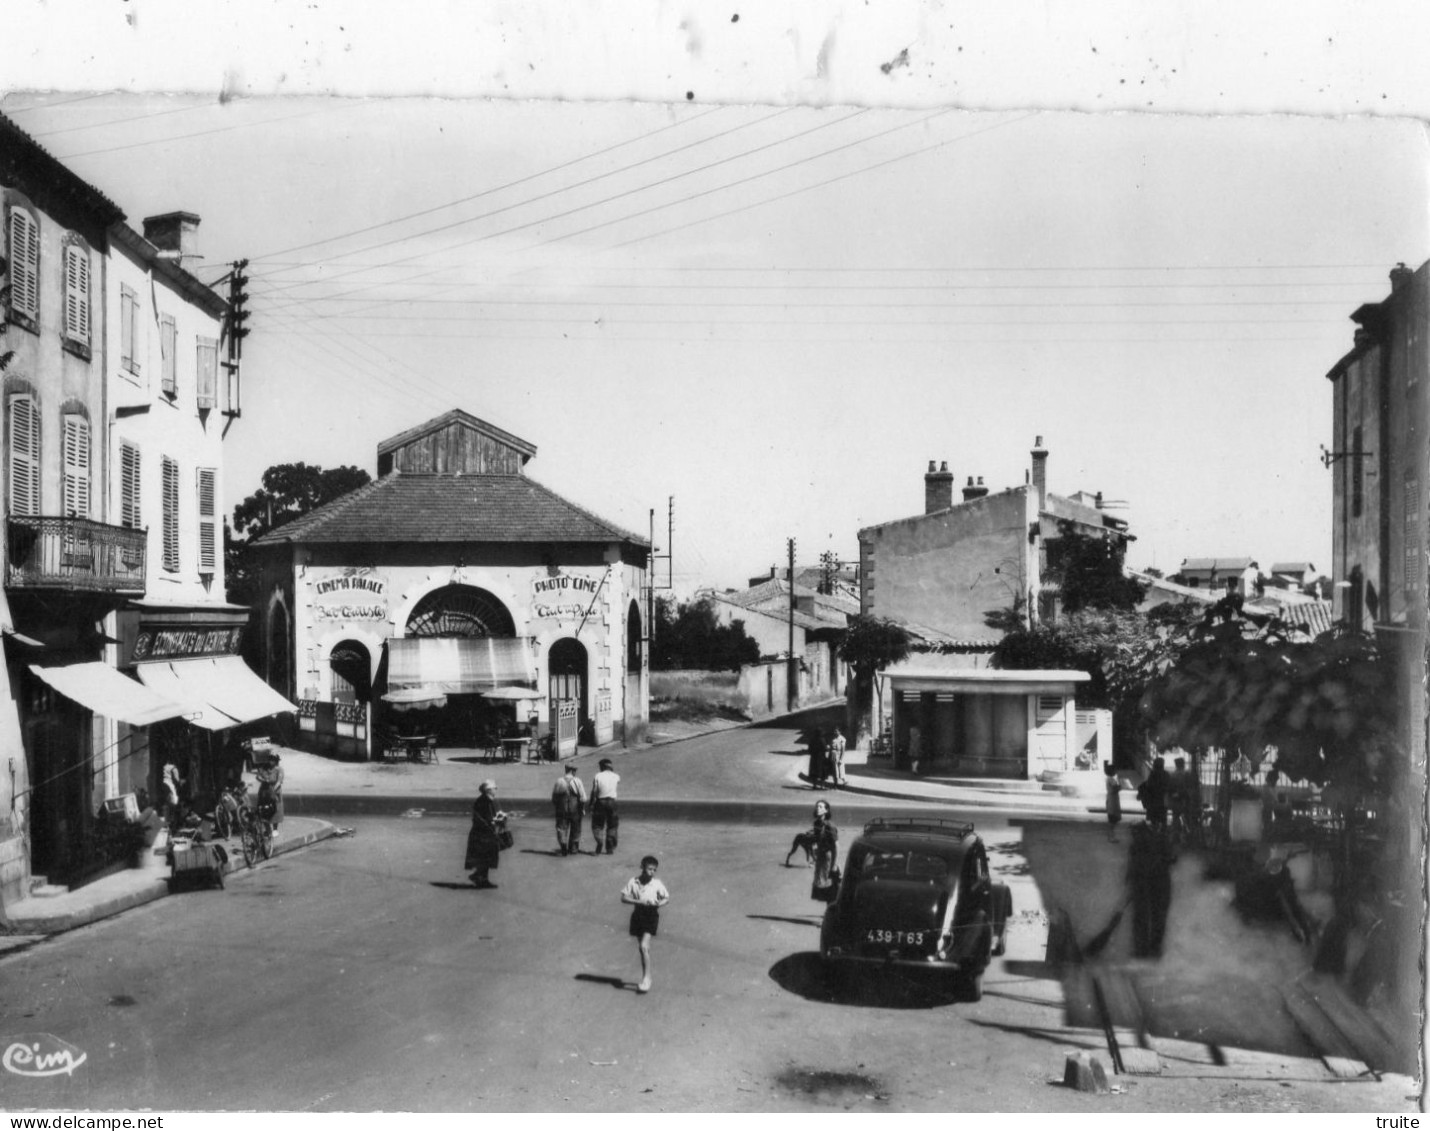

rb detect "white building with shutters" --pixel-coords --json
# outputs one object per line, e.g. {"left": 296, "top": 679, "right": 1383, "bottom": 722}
{"left": 2, "top": 113, "right": 275, "bottom": 905}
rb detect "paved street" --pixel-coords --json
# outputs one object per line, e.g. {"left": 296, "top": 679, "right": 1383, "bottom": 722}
{"left": 1, "top": 799, "right": 1414, "bottom": 1112}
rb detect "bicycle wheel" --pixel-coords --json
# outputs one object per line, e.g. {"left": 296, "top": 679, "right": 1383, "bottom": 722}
{"left": 241, "top": 820, "right": 259, "bottom": 867}
{"left": 214, "top": 803, "right": 231, "bottom": 841}
{"left": 259, "top": 819, "right": 274, "bottom": 860}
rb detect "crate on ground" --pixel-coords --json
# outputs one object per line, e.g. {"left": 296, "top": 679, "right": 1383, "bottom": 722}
{"left": 168, "top": 839, "right": 229, "bottom": 890}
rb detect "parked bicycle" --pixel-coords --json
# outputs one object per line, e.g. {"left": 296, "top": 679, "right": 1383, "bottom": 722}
{"left": 212, "top": 781, "right": 251, "bottom": 841}
{"left": 238, "top": 799, "right": 275, "bottom": 867}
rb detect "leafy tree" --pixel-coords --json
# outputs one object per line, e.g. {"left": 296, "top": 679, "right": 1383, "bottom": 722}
{"left": 226, "top": 462, "right": 371, "bottom": 604}
{"left": 992, "top": 604, "right": 1201, "bottom": 765}
{"left": 1139, "top": 597, "right": 1399, "bottom": 795}
{"left": 230, "top": 462, "right": 372, "bottom": 542}
{"left": 836, "top": 615, "right": 912, "bottom": 742}
{"left": 1048, "top": 520, "right": 1147, "bottom": 613}
{"left": 650, "top": 596, "right": 760, "bottom": 672}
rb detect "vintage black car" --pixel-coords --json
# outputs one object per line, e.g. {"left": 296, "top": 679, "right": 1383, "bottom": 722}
{"left": 819, "top": 818, "right": 1011, "bottom": 1001}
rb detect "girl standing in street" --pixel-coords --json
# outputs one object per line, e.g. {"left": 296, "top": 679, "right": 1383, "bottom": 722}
{"left": 621, "top": 855, "right": 670, "bottom": 994}
{"left": 810, "top": 804, "right": 840, "bottom": 904}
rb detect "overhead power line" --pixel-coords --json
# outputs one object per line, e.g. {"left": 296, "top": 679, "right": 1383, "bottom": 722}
{"left": 249, "top": 105, "right": 730, "bottom": 266}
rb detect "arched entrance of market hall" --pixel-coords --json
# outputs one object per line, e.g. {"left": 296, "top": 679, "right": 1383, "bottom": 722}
{"left": 548, "top": 637, "right": 589, "bottom": 757}
{"left": 388, "top": 584, "right": 528, "bottom": 745}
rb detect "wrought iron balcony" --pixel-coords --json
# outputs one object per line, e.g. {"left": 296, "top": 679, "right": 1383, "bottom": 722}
{"left": 6, "top": 515, "right": 148, "bottom": 594}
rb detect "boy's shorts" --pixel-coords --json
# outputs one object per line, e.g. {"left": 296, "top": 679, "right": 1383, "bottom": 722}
{"left": 629, "top": 904, "right": 659, "bottom": 938}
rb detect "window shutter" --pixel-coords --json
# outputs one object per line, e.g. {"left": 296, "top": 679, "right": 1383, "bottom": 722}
{"left": 8, "top": 209, "right": 40, "bottom": 321}
{"left": 120, "top": 286, "right": 137, "bottom": 372}
{"left": 64, "top": 243, "right": 90, "bottom": 342}
{"left": 120, "top": 442, "right": 142, "bottom": 529}
{"left": 196, "top": 337, "right": 217, "bottom": 410}
{"left": 161, "top": 315, "right": 177, "bottom": 395}
{"left": 196, "top": 467, "right": 216, "bottom": 571}
{"left": 62, "top": 415, "right": 91, "bottom": 519}
{"left": 162, "top": 456, "right": 180, "bottom": 572}
{"left": 6, "top": 394, "right": 40, "bottom": 516}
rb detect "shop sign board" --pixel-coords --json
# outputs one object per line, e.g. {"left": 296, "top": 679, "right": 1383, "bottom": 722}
{"left": 133, "top": 625, "right": 244, "bottom": 661}
{"left": 530, "top": 571, "right": 603, "bottom": 623}
{"left": 311, "top": 568, "right": 389, "bottom": 621}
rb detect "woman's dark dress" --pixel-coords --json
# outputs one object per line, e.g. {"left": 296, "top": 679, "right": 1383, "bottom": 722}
{"left": 464, "top": 793, "right": 501, "bottom": 874}
{"left": 810, "top": 819, "right": 840, "bottom": 903}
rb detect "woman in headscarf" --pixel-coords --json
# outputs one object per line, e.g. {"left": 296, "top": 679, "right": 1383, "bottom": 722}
{"left": 465, "top": 780, "right": 506, "bottom": 889}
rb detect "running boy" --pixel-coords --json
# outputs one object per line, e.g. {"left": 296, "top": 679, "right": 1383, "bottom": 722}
{"left": 620, "top": 855, "right": 670, "bottom": 994}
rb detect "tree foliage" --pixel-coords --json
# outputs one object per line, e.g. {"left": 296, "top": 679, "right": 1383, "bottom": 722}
{"left": 226, "top": 462, "right": 371, "bottom": 605}
{"left": 992, "top": 603, "right": 1202, "bottom": 762}
{"left": 1138, "top": 596, "right": 1400, "bottom": 798}
{"left": 836, "top": 615, "right": 912, "bottom": 681}
{"left": 837, "top": 615, "right": 913, "bottom": 740}
{"left": 230, "top": 462, "right": 372, "bottom": 542}
{"left": 1050, "top": 520, "right": 1147, "bottom": 613}
{"left": 650, "top": 596, "right": 760, "bottom": 672}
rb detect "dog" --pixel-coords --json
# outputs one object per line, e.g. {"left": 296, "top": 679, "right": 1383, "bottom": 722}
{"left": 785, "top": 829, "right": 818, "bottom": 867}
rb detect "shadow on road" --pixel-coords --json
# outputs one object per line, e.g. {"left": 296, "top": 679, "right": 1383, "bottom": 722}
{"left": 574, "top": 973, "right": 630, "bottom": 990}
{"left": 769, "top": 953, "right": 963, "bottom": 1009}
{"left": 967, "top": 1017, "right": 1105, "bottom": 1052}
{"left": 747, "top": 913, "right": 820, "bottom": 928}
{"left": 429, "top": 880, "right": 476, "bottom": 891}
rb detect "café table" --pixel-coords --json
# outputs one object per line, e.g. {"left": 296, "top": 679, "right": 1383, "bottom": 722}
{"left": 500, "top": 736, "right": 530, "bottom": 763}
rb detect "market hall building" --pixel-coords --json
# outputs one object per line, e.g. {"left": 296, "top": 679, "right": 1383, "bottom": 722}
{"left": 246, "top": 410, "right": 652, "bottom": 760}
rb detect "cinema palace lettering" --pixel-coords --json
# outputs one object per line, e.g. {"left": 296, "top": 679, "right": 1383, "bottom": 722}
{"left": 310, "top": 569, "right": 390, "bottom": 622}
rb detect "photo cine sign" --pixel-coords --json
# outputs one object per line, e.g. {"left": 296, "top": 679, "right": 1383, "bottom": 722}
{"left": 530, "top": 571, "right": 603, "bottom": 622}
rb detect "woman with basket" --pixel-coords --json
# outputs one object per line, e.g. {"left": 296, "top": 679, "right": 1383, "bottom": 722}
{"left": 465, "top": 780, "right": 509, "bottom": 889}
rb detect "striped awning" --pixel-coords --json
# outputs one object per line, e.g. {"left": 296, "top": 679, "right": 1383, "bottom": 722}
{"left": 136, "top": 656, "right": 298, "bottom": 730}
{"left": 30, "top": 662, "right": 192, "bottom": 727}
{"left": 386, "top": 637, "right": 535, "bottom": 695}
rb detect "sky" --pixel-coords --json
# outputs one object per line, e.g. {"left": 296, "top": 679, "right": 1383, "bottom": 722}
{"left": 2, "top": 93, "right": 1425, "bottom": 596}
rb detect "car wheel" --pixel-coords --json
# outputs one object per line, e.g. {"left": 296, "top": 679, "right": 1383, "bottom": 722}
{"left": 957, "top": 972, "right": 983, "bottom": 1003}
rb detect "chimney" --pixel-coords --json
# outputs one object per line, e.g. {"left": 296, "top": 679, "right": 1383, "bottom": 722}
{"left": 1030, "top": 436, "right": 1048, "bottom": 512}
{"left": 142, "top": 211, "right": 202, "bottom": 266}
{"left": 1094, "top": 490, "right": 1103, "bottom": 510}
{"left": 924, "top": 460, "right": 954, "bottom": 514}
{"left": 1390, "top": 261, "right": 1413, "bottom": 292}
{"left": 962, "top": 475, "right": 989, "bottom": 502}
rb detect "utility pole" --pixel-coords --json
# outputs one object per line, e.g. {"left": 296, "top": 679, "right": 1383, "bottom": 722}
{"left": 645, "top": 497, "right": 674, "bottom": 666}
{"left": 787, "top": 537, "right": 797, "bottom": 709}
{"left": 222, "top": 259, "right": 249, "bottom": 424}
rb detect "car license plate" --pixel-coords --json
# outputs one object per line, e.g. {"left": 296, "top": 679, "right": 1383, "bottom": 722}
{"left": 864, "top": 928, "right": 926, "bottom": 947}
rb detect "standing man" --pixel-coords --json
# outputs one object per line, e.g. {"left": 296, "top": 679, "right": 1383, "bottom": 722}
{"left": 552, "top": 762, "right": 587, "bottom": 856}
{"left": 590, "top": 757, "right": 621, "bottom": 855}
{"left": 828, "top": 726, "right": 848, "bottom": 788}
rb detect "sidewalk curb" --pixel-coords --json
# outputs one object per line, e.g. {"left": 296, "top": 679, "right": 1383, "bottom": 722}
{"left": 1, "top": 820, "right": 339, "bottom": 938}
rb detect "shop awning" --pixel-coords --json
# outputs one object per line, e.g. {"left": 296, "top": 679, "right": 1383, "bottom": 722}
{"left": 30, "top": 662, "right": 193, "bottom": 727}
{"left": 136, "top": 656, "right": 298, "bottom": 730}
{"left": 386, "top": 637, "right": 535, "bottom": 695}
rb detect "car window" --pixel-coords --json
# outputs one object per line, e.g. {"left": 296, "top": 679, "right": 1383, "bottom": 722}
{"left": 851, "top": 846, "right": 949, "bottom": 880}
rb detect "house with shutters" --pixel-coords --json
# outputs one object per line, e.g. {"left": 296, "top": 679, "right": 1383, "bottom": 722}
{"left": 2, "top": 113, "right": 277, "bottom": 904}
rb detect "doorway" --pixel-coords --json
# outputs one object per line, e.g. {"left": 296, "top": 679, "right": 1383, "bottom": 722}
{"left": 548, "top": 637, "right": 589, "bottom": 753}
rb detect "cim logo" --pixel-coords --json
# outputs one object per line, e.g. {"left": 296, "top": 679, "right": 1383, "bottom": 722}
{"left": 3, "top": 1035, "right": 87, "bottom": 1078}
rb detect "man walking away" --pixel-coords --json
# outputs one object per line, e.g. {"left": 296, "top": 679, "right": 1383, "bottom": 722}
{"left": 552, "top": 762, "right": 587, "bottom": 855}
{"left": 590, "top": 758, "right": 621, "bottom": 855}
